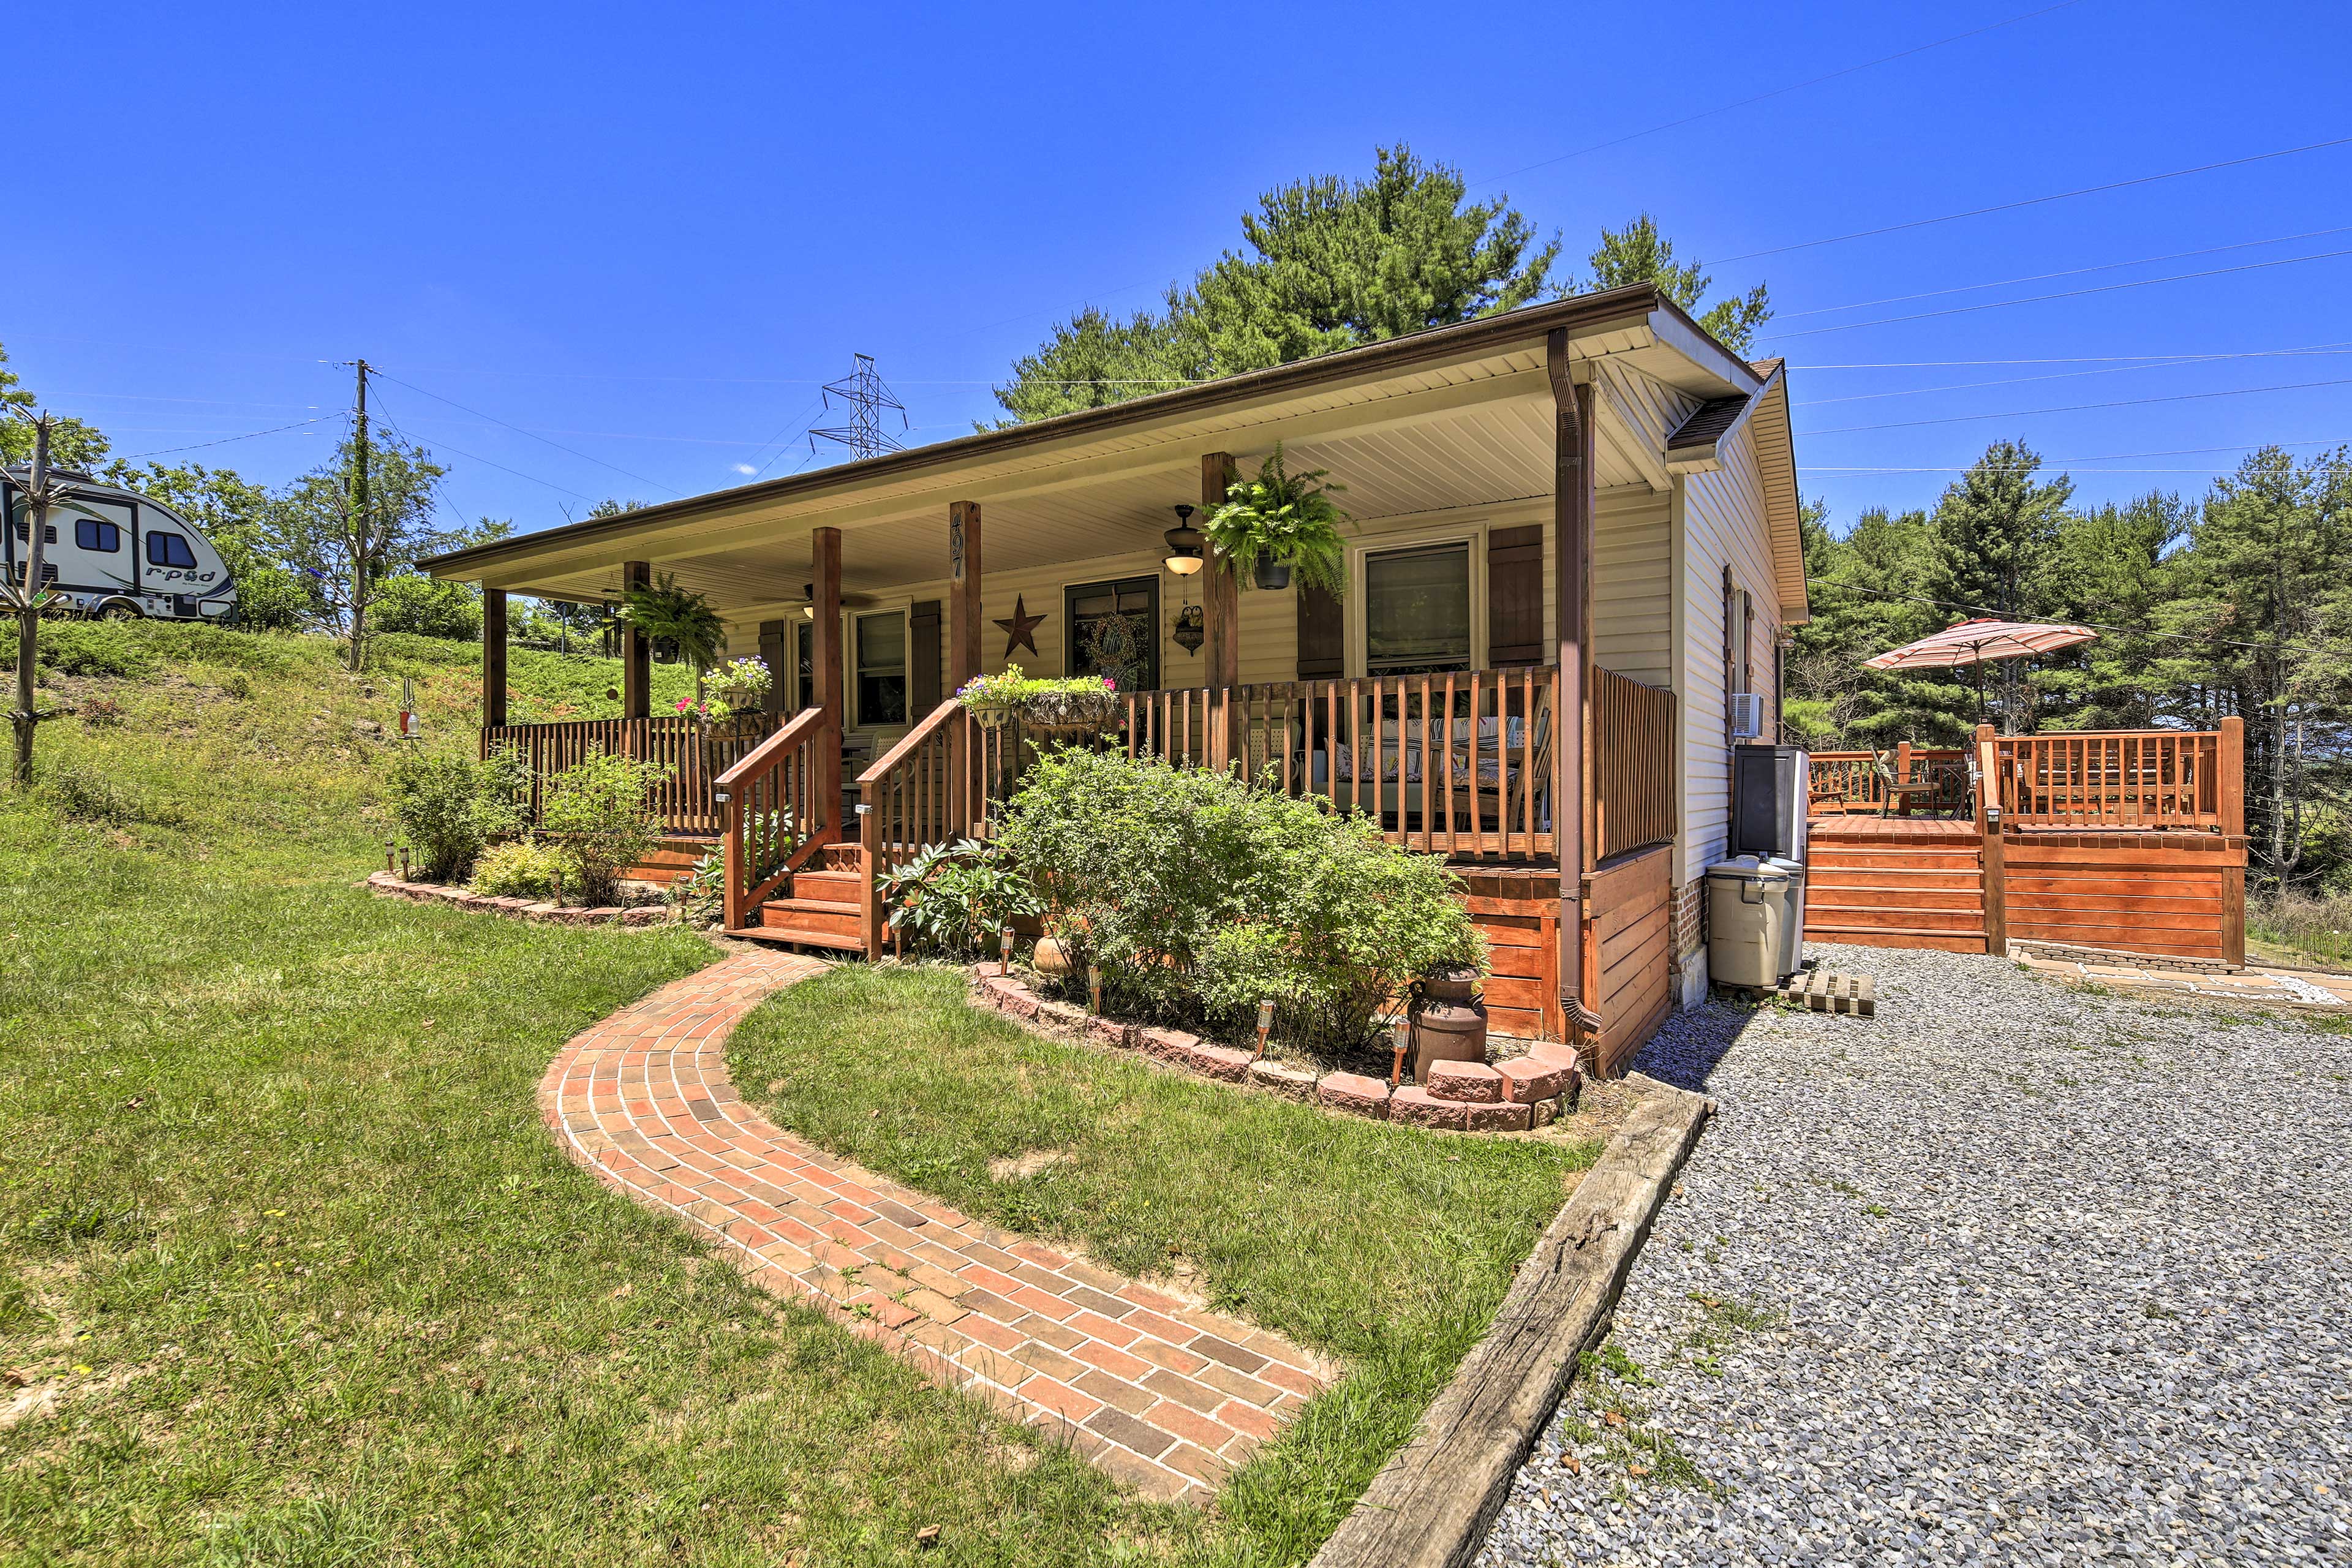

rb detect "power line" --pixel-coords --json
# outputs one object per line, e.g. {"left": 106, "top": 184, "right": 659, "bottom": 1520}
{"left": 1762, "top": 246, "right": 2352, "bottom": 342}
{"left": 1800, "top": 351, "right": 2352, "bottom": 369}
{"left": 1718, "top": 133, "right": 2352, "bottom": 265}
{"left": 363, "top": 383, "right": 601, "bottom": 504}
{"left": 1472, "top": 2, "right": 2087, "bottom": 189}
{"left": 117, "top": 415, "right": 338, "bottom": 460}
{"left": 369, "top": 369, "right": 682, "bottom": 497}
{"left": 1807, "top": 436, "right": 2350, "bottom": 472}
{"left": 1795, "top": 342, "right": 2352, "bottom": 407}
{"left": 1774, "top": 226, "right": 2352, "bottom": 321}
{"left": 1801, "top": 375, "right": 2352, "bottom": 437}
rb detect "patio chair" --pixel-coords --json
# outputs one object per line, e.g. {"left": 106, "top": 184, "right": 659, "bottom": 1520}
{"left": 1871, "top": 749, "right": 1943, "bottom": 818}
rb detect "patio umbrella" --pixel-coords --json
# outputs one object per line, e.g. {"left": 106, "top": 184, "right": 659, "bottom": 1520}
{"left": 1862, "top": 616, "right": 2097, "bottom": 670}
{"left": 1863, "top": 617, "right": 2098, "bottom": 729}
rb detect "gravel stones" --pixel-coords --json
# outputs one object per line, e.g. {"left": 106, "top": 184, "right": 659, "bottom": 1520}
{"left": 1477, "top": 942, "right": 2352, "bottom": 1568}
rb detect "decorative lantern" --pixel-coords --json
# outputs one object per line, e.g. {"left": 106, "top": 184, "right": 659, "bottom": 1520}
{"left": 1172, "top": 601, "right": 1205, "bottom": 656}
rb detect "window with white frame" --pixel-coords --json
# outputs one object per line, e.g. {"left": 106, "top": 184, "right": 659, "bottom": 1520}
{"left": 1362, "top": 543, "right": 1472, "bottom": 675}
{"left": 854, "top": 610, "right": 907, "bottom": 726}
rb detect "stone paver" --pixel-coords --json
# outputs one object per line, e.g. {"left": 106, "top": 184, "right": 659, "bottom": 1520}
{"left": 539, "top": 949, "right": 1332, "bottom": 1502}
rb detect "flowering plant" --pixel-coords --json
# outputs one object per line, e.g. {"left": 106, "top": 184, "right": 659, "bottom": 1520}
{"left": 956, "top": 666, "right": 1121, "bottom": 728}
{"left": 674, "top": 695, "right": 733, "bottom": 723}
{"left": 707, "top": 656, "right": 772, "bottom": 712}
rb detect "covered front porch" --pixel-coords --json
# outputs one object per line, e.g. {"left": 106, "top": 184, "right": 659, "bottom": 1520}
{"left": 429, "top": 288, "right": 1781, "bottom": 1065}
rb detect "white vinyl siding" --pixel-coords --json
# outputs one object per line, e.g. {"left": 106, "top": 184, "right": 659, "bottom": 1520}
{"left": 1676, "top": 421, "right": 1784, "bottom": 888}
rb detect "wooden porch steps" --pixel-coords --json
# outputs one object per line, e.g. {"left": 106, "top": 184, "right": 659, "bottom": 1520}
{"left": 1803, "top": 832, "right": 1988, "bottom": 954}
{"left": 725, "top": 843, "right": 873, "bottom": 954}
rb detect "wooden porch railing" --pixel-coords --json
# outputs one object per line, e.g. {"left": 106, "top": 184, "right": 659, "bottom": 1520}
{"left": 1809, "top": 723, "right": 2245, "bottom": 835}
{"left": 1807, "top": 745, "right": 1967, "bottom": 815}
{"left": 1590, "top": 668, "right": 1678, "bottom": 862}
{"left": 856, "top": 698, "right": 969, "bottom": 952}
{"left": 1116, "top": 667, "right": 1564, "bottom": 859}
{"left": 715, "top": 707, "right": 832, "bottom": 930}
{"left": 482, "top": 712, "right": 780, "bottom": 834}
{"left": 1992, "top": 726, "right": 2241, "bottom": 832}
{"left": 940, "top": 663, "right": 1675, "bottom": 867}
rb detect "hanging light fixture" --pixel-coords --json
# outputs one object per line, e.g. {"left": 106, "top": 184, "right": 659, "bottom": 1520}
{"left": 1163, "top": 504, "right": 1204, "bottom": 576}
{"left": 800, "top": 582, "right": 815, "bottom": 620}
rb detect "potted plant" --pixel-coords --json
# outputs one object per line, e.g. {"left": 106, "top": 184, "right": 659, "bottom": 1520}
{"left": 1203, "top": 443, "right": 1352, "bottom": 593}
{"left": 956, "top": 666, "right": 1122, "bottom": 739}
{"left": 704, "top": 656, "right": 773, "bottom": 736}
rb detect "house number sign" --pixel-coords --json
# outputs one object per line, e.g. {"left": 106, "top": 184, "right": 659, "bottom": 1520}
{"left": 949, "top": 516, "right": 965, "bottom": 582}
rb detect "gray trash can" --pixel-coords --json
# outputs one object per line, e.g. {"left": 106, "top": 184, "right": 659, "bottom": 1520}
{"left": 1706, "top": 856, "right": 1793, "bottom": 989}
{"left": 1763, "top": 855, "right": 1806, "bottom": 981}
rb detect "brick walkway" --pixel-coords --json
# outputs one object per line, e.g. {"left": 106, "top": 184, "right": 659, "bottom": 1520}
{"left": 538, "top": 950, "right": 1333, "bottom": 1502}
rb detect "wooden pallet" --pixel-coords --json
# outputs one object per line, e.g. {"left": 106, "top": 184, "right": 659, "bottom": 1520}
{"left": 1773, "top": 969, "right": 1875, "bottom": 1016}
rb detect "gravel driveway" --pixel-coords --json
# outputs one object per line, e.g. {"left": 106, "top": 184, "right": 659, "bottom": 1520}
{"left": 1478, "top": 943, "right": 2351, "bottom": 1567}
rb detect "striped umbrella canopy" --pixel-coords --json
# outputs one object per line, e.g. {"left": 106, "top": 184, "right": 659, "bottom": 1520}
{"left": 1864, "top": 616, "right": 2097, "bottom": 670}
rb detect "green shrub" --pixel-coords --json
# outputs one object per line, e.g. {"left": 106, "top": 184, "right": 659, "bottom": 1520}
{"left": 877, "top": 837, "right": 1040, "bottom": 957}
{"left": 1196, "top": 809, "right": 1482, "bottom": 1049}
{"left": 669, "top": 847, "right": 725, "bottom": 927}
{"left": 372, "top": 573, "right": 483, "bottom": 641}
{"left": 385, "top": 748, "right": 527, "bottom": 883}
{"left": 227, "top": 564, "right": 315, "bottom": 632}
{"left": 995, "top": 750, "right": 1481, "bottom": 1049}
{"left": 470, "top": 837, "right": 571, "bottom": 900}
{"left": 541, "top": 752, "right": 668, "bottom": 907}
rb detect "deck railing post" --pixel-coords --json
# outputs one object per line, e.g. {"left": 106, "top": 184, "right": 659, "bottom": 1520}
{"left": 2217, "top": 715, "right": 2245, "bottom": 839}
{"left": 1975, "top": 723, "right": 2007, "bottom": 956}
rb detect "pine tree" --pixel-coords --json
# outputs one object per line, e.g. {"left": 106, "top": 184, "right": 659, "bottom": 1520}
{"left": 1924, "top": 441, "right": 2073, "bottom": 732}
{"left": 1578, "top": 214, "right": 1772, "bottom": 353}
{"left": 990, "top": 146, "right": 1558, "bottom": 424}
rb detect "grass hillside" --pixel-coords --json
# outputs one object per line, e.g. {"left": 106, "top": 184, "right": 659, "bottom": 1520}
{"left": 0, "top": 625, "right": 1170, "bottom": 1566}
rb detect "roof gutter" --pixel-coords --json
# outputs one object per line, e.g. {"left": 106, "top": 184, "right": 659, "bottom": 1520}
{"left": 424, "top": 282, "right": 1736, "bottom": 579}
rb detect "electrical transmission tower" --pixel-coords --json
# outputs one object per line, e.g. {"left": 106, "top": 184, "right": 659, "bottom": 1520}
{"left": 809, "top": 353, "right": 907, "bottom": 462}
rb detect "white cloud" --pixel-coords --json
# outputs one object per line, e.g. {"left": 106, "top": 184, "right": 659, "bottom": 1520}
{"left": 731, "top": 462, "right": 757, "bottom": 475}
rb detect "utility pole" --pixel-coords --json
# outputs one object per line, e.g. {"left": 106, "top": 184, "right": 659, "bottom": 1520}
{"left": 347, "top": 358, "right": 372, "bottom": 671}
{"left": 7, "top": 416, "right": 59, "bottom": 787}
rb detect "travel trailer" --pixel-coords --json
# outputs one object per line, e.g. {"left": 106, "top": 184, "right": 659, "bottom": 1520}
{"left": 1, "top": 468, "right": 238, "bottom": 622}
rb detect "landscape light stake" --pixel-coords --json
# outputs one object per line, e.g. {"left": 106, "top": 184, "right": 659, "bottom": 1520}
{"left": 1389, "top": 1017, "right": 1411, "bottom": 1088}
{"left": 998, "top": 925, "right": 1013, "bottom": 976}
{"left": 1087, "top": 965, "right": 1102, "bottom": 1016}
{"left": 1254, "top": 1000, "right": 1273, "bottom": 1061}
{"left": 385, "top": 839, "right": 396, "bottom": 874}
{"left": 399, "top": 846, "right": 411, "bottom": 881}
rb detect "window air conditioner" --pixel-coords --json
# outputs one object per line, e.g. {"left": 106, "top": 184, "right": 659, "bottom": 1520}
{"left": 1728, "top": 692, "right": 1766, "bottom": 740}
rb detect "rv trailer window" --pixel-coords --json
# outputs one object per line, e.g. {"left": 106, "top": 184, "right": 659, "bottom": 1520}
{"left": 146, "top": 532, "right": 198, "bottom": 568}
{"left": 77, "top": 519, "right": 123, "bottom": 552}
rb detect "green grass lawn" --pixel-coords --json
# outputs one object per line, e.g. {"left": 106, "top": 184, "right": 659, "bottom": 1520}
{"left": 0, "top": 622, "right": 1602, "bottom": 1566}
{"left": 729, "top": 967, "right": 1603, "bottom": 1563}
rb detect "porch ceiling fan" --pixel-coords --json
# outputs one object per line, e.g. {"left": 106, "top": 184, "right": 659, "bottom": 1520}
{"left": 799, "top": 581, "right": 875, "bottom": 619}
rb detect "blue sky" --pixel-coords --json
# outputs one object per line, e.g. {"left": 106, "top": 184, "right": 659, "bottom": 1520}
{"left": 7, "top": 0, "right": 2349, "bottom": 538}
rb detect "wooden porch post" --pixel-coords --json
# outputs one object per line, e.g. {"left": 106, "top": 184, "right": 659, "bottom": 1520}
{"left": 2218, "top": 713, "right": 2246, "bottom": 967}
{"left": 812, "top": 527, "right": 843, "bottom": 842}
{"left": 1201, "top": 452, "right": 1241, "bottom": 771}
{"left": 481, "top": 586, "right": 507, "bottom": 729}
{"left": 1975, "top": 722, "right": 2008, "bottom": 957}
{"left": 949, "top": 500, "right": 982, "bottom": 829}
{"left": 1548, "top": 330, "right": 1597, "bottom": 1046}
{"left": 620, "top": 560, "right": 651, "bottom": 720}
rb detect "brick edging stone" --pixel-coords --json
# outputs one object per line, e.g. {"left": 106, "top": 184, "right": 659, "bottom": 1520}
{"left": 1308, "top": 1072, "right": 1714, "bottom": 1568}
{"left": 364, "top": 869, "right": 669, "bottom": 927}
{"left": 968, "top": 967, "right": 1577, "bottom": 1135}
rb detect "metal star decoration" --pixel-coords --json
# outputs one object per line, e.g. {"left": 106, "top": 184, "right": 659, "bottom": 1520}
{"left": 994, "top": 594, "right": 1046, "bottom": 658}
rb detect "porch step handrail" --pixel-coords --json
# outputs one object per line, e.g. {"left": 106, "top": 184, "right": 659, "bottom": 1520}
{"left": 717, "top": 706, "right": 831, "bottom": 930}
{"left": 857, "top": 698, "right": 968, "bottom": 953}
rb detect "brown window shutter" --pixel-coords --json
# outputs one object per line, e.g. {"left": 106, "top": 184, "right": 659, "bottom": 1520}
{"left": 908, "top": 599, "right": 943, "bottom": 711}
{"left": 757, "top": 619, "right": 789, "bottom": 715}
{"left": 1487, "top": 525, "right": 1544, "bottom": 666}
{"left": 1296, "top": 585, "right": 1344, "bottom": 679}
